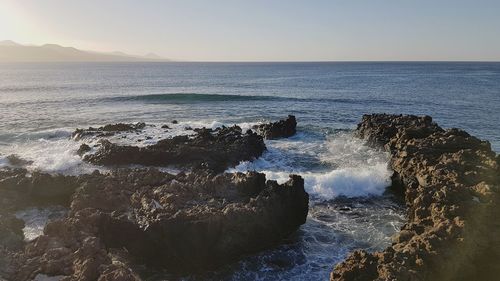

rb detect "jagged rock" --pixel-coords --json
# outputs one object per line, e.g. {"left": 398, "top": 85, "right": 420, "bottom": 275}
{"left": 4, "top": 169, "right": 308, "bottom": 279}
{"left": 72, "top": 122, "right": 146, "bottom": 140}
{"left": 76, "top": 144, "right": 91, "bottom": 156}
{"left": 254, "top": 115, "right": 297, "bottom": 139}
{"left": 0, "top": 168, "right": 79, "bottom": 212}
{"left": 5, "top": 155, "right": 33, "bottom": 167}
{"left": 84, "top": 126, "right": 266, "bottom": 173}
{"left": 0, "top": 214, "right": 25, "bottom": 251}
{"left": 70, "top": 169, "right": 308, "bottom": 271}
{"left": 331, "top": 114, "right": 500, "bottom": 281}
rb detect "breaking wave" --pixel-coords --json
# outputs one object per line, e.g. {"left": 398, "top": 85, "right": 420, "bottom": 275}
{"left": 229, "top": 132, "right": 393, "bottom": 200}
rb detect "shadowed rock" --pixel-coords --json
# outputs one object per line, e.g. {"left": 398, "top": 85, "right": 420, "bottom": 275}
{"left": 84, "top": 126, "right": 266, "bottom": 173}
{"left": 4, "top": 169, "right": 308, "bottom": 280}
{"left": 5, "top": 155, "right": 33, "bottom": 167}
{"left": 0, "top": 168, "right": 79, "bottom": 212}
{"left": 254, "top": 115, "right": 297, "bottom": 139}
{"left": 331, "top": 114, "right": 500, "bottom": 281}
{"left": 72, "top": 122, "right": 146, "bottom": 140}
{"left": 76, "top": 143, "right": 91, "bottom": 156}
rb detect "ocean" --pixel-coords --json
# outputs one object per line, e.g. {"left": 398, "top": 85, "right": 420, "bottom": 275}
{"left": 1, "top": 62, "right": 499, "bottom": 280}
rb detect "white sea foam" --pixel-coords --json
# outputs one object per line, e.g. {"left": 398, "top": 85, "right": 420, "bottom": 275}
{"left": 0, "top": 120, "right": 262, "bottom": 174}
{"left": 0, "top": 138, "right": 87, "bottom": 174}
{"left": 15, "top": 206, "right": 67, "bottom": 241}
{"left": 229, "top": 132, "right": 392, "bottom": 200}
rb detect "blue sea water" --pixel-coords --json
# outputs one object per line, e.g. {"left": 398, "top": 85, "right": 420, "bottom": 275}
{"left": 0, "top": 62, "right": 499, "bottom": 280}
{"left": 0, "top": 62, "right": 499, "bottom": 151}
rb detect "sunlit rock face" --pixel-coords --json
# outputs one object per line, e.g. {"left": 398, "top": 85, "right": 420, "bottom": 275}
{"left": 332, "top": 114, "right": 500, "bottom": 281}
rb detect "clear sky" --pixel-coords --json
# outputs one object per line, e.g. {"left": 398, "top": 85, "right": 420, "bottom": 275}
{"left": 1, "top": 0, "right": 500, "bottom": 61}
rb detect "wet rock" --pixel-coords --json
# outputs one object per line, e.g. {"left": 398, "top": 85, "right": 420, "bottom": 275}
{"left": 76, "top": 144, "right": 91, "bottom": 156}
{"left": 172, "top": 120, "right": 178, "bottom": 124}
{"left": 72, "top": 122, "right": 146, "bottom": 140}
{"left": 161, "top": 125, "right": 170, "bottom": 129}
{"left": 254, "top": 115, "right": 297, "bottom": 139}
{"left": 83, "top": 126, "right": 266, "bottom": 173}
{"left": 331, "top": 114, "right": 500, "bottom": 281}
{"left": 5, "top": 155, "right": 33, "bottom": 167}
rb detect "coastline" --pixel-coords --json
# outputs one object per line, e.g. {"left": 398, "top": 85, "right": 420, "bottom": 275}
{"left": 332, "top": 114, "right": 500, "bottom": 280}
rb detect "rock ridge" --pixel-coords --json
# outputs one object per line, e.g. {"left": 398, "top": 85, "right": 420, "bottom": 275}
{"left": 331, "top": 114, "right": 500, "bottom": 281}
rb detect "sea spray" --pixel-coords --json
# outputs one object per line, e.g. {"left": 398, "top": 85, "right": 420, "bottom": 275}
{"left": 229, "top": 131, "right": 392, "bottom": 200}
{"left": 15, "top": 206, "right": 67, "bottom": 241}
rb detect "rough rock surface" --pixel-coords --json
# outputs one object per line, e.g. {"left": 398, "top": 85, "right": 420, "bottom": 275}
{"left": 0, "top": 168, "right": 79, "bottom": 212}
{"left": 84, "top": 126, "right": 266, "bottom": 173}
{"left": 72, "top": 122, "right": 146, "bottom": 140}
{"left": 331, "top": 114, "right": 500, "bottom": 281}
{"left": 254, "top": 115, "right": 297, "bottom": 139}
{"left": 0, "top": 168, "right": 308, "bottom": 280}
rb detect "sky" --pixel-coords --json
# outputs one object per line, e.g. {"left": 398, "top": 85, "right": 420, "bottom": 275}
{"left": 1, "top": 0, "right": 500, "bottom": 61}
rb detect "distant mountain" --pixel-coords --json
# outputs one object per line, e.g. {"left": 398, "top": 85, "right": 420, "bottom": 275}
{"left": 0, "top": 41, "right": 170, "bottom": 62}
{"left": 0, "top": 40, "right": 21, "bottom": 46}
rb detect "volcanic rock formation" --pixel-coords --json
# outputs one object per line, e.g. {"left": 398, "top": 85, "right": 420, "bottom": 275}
{"left": 83, "top": 126, "right": 266, "bottom": 173}
{"left": 254, "top": 115, "right": 297, "bottom": 139}
{"left": 72, "top": 122, "right": 146, "bottom": 140}
{"left": 331, "top": 114, "right": 500, "bottom": 281}
{"left": 0, "top": 168, "right": 308, "bottom": 280}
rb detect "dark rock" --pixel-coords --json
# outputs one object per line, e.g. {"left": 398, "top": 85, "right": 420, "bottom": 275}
{"left": 172, "top": 120, "right": 178, "bottom": 124}
{"left": 254, "top": 115, "right": 297, "bottom": 139}
{"left": 82, "top": 170, "right": 308, "bottom": 272}
{"left": 5, "top": 155, "right": 33, "bottom": 167}
{"left": 72, "top": 122, "right": 146, "bottom": 140}
{"left": 331, "top": 114, "right": 500, "bottom": 281}
{"left": 76, "top": 144, "right": 91, "bottom": 156}
{"left": 4, "top": 168, "right": 308, "bottom": 279}
{"left": 0, "top": 168, "right": 79, "bottom": 211}
{"left": 0, "top": 214, "right": 25, "bottom": 250}
{"left": 161, "top": 125, "right": 170, "bottom": 129}
{"left": 83, "top": 126, "right": 266, "bottom": 173}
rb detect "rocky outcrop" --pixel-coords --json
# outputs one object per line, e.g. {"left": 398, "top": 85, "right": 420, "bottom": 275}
{"left": 331, "top": 114, "right": 500, "bottom": 281}
{"left": 72, "top": 122, "right": 146, "bottom": 140}
{"left": 0, "top": 168, "right": 79, "bottom": 212}
{"left": 1, "top": 168, "right": 308, "bottom": 280}
{"left": 84, "top": 126, "right": 266, "bottom": 173}
{"left": 254, "top": 115, "right": 297, "bottom": 139}
{"left": 0, "top": 214, "right": 24, "bottom": 250}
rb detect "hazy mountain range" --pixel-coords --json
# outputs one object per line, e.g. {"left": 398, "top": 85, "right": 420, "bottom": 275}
{"left": 0, "top": 40, "right": 170, "bottom": 62}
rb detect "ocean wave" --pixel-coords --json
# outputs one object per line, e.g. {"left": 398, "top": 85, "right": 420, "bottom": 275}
{"left": 102, "top": 93, "right": 405, "bottom": 107}
{"left": 105, "top": 93, "right": 297, "bottom": 103}
{"left": 0, "top": 138, "right": 99, "bottom": 174}
{"left": 229, "top": 132, "right": 392, "bottom": 200}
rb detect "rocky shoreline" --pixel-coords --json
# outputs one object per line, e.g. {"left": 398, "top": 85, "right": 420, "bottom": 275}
{"left": 331, "top": 114, "right": 500, "bottom": 281}
{"left": 1, "top": 114, "right": 499, "bottom": 280}
{"left": 0, "top": 117, "right": 311, "bottom": 281}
